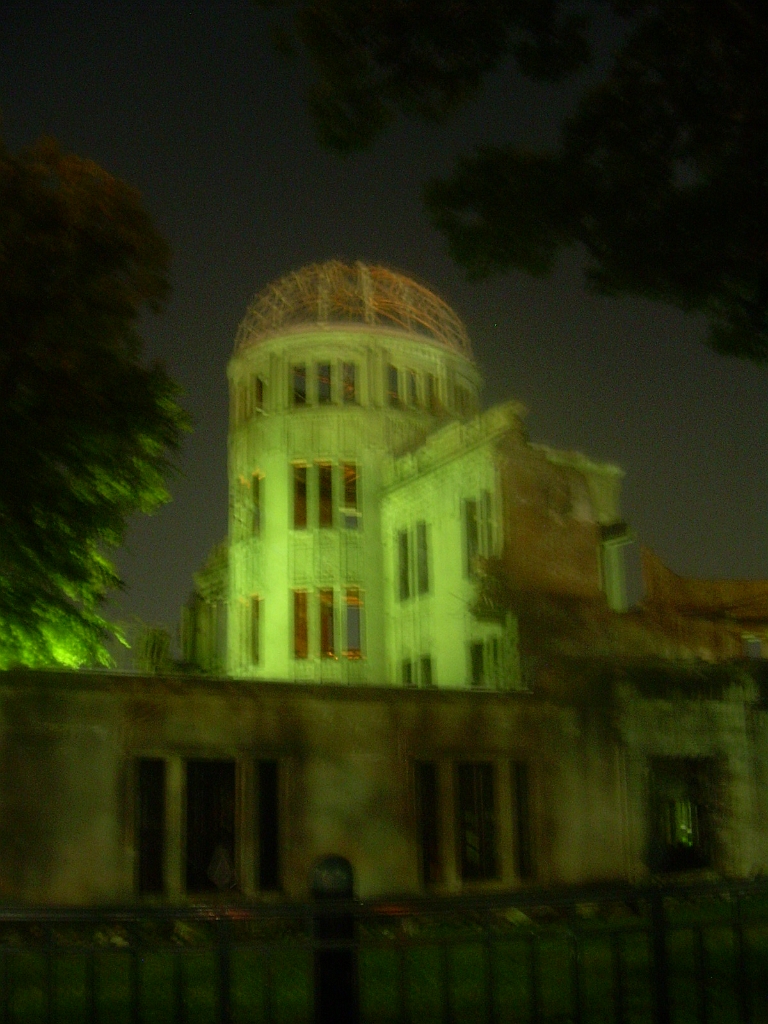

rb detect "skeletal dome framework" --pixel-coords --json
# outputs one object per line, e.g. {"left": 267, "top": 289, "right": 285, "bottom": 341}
{"left": 234, "top": 260, "right": 473, "bottom": 357}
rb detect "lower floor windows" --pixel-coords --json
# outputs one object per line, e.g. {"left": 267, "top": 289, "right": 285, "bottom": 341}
{"left": 319, "top": 589, "right": 335, "bottom": 658}
{"left": 345, "top": 588, "right": 362, "bottom": 657}
{"left": 137, "top": 758, "right": 165, "bottom": 895}
{"left": 415, "top": 762, "right": 440, "bottom": 885}
{"left": 186, "top": 760, "right": 237, "bottom": 892}
{"left": 513, "top": 761, "right": 533, "bottom": 880}
{"left": 649, "top": 758, "right": 716, "bottom": 873}
{"left": 457, "top": 762, "right": 497, "bottom": 881}
{"left": 258, "top": 760, "right": 280, "bottom": 891}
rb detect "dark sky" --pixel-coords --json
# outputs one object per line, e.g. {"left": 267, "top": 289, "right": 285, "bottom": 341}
{"left": 3, "top": 1, "right": 767, "bottom": 643}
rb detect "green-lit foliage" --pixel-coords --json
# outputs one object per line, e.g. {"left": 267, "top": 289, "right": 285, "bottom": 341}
{"left": 261, "top": 0, "right": 768, "bottom": 360}
{"left": 0, "top": 136, "right": 189, "bottom": 668}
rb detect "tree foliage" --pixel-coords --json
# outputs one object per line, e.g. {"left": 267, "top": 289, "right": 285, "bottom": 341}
{"left": 261, "top": 0, "right": 768, "bottom": 359}
{"left": 0, "top": 137, "right": 189, "bottom": 668}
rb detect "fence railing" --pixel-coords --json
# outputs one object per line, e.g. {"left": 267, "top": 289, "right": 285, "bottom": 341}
{"left": 0, "top": 878, "right": 767, "bottom": 1023}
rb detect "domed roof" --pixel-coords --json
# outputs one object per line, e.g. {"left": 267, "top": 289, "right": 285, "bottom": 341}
{"left": 234, "top": 261, "right": 473, "bottom": 357}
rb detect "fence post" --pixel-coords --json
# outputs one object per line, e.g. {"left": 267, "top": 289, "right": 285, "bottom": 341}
{"left": 650, "top": 893, "right": 670, "bottom": 1024}
{"left": 311, "top": 856, "right": 359, "bottom": 1024}
{"left": 217, "top": 917, "right": 232, "bottom": 1024}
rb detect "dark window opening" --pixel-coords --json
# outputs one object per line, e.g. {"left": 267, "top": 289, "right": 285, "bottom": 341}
{"left": 294, "top": 590, "right": 308, "bottom": 659}
{"left": 293, "top": 465, "right": 307, "bottom": 529}
{"left": 387, "top": 364, "right": 399, "bottom": 406}
{"left": 318, "top": 463, "right": 333, "bottom": 528}
{"left": 650, "top": 758, "right": 717, "bottom": 873}
{"left": 427, "top": 374, "right": 439, "bottom": 413}
{"left": 258, "top": 761, "right": 280, "bottom": 891}
{"left": 292, "top": 364, "right": 306, "bottom": 405}
{"left": 318, "top": 363, "right": 332, "bottom": 404}
{"left": 513, "top": 761, "right": 533, "bottom": 880}
{"left": 457, "top": 763, "right": 496, "bottom": 880}
{"left": 342, "top": 362, "right": 357, "bottom": 403}
{"left": 251, "top": 596, "right": 260, "bottom": 665}
{"left": 320, "top": 588, "right": 335, "bottom": 658}
{"left": 465, "top": 499, "right": 479, "bottom": 576}
{"left": 416, "top": 762, "right": 440, "bottom": 886}
{"left": 255, "top": 376, "right": 264, "bottom": 411}
{"left": 402, "top": 659, "right": 413, "bottom": 687}
{"left": 342, "top": 462, "right": 359, "bottom": 529}
{"left": 398, "top": 530, "right": 410, "bottom": 600}
{"left": 186, "top": 760, "right": 236, "bottom": 893}
{"left": 138, "top": 758, "right": 165, "bottom": 895}
{"left": 470, "top": 642, "right": 484, "bottom": 687}
{"left": 416, "top": 521, "right": 429, "bottom": 595}
{"left": 251, "top": 474, "right": 262, "bottom": 536}
{"left": 407, "top": 370, "right": 418, "bottom": 407}
{"left": 420, "top": 655, "right": 434, "bottom": 688}
{"left": 345, "top": 589, "right": 362, "bottom": 658}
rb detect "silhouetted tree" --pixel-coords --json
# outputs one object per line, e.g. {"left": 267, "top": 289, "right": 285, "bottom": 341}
{"left": 261, "top": 0, "right": 768, "bottom": 359}
{"left": 0, "top": 136, "right": 189, "bottom": 668}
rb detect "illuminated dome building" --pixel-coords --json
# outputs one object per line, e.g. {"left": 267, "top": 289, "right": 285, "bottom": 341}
{"left": 190, "top": 259, "right": 749, "bottom": 685}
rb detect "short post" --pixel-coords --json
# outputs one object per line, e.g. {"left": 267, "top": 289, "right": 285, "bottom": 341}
{"left": 650, "top": 892, "right": 670, "bottom": 1024}
{"left": 311, "top": 856, "right": 359, "bottom": 1024}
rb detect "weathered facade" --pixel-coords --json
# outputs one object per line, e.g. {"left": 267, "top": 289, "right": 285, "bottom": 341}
{"left": 0, "top": 663, "right": 766, "bottom": 905}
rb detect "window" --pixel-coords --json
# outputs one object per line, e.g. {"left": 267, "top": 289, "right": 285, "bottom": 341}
{"left": 186, "top": 760, "right": 236, "bottom": 892}
{"left": 318, "top": 363, "right": 332, "bottom": 404}
{"left": 250, "top": 596, "right": 261, "bottom": 665}
{"left": 293, "top": 465, "right": 307, "bottom": 529}
{"left": 398, "top": 530, "right": 410, "bottom": 600}
{"left": 420, "top": 655, "right": 434, "bottom": 688}
{"left": 457, "top": 763, "right": 496, "bottom": 880}
{"left": 416, "top": 521, "right": 429, "bottom": 595}
{"left": 470, "top": 641, "right": 484, "bottom": 687}
{"left": 426, "top": 373, "right": 439, "bottom": 413}
{"left": 455, "top": 385, "right": 472, "bottom": 417}
{"left": 258, "top": 761, "right": 280, "bottom": 891}
{"left": 415, "top": 763, "right": 440, "bottom": 885}
{"left": 293, "top": 591, "right": 308, "bottom": 658}
{"left": 387, "top": 364, "right": 399, "bottom": 406}
{"left": 513, "top": 762, "right": 533, "bottom": 879}
{"left": 254, "top": 375, "right": 265, "bottom": 411}
{"left": 342, "top": 462, "right": 360, "bottom": 528}
{"left": 650, "top": 758, "right": 716, "bottom": 873}
{"left": 402, "top": 659, "right": 414, "bottom": 686}
{"left": 292, "top": 364, "right": 306, "bottom": 405}
{"left": 251, "top": 474, "right": 262, "bottom": 536}
{"left": 465, "top": 499, "right": 479, "bottom": 576}
{"left": 407, "top": 370, "right": 418, "bottom": 407}
{"left": 318, "top": 463, "right": 333, "bottom": 528}
{"left": 137, "top": 759, "right": 165, "bottom": 895}
{"left": 319, "top": 588, "right": 335, "bottom": 658}
{"left": 342, "top": 362, "right": 357, "bottom": 403}
{"left": 345, "top": 588, "right": 362, "bottom": 658}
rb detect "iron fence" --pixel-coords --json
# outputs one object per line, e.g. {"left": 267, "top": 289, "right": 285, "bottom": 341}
{"left": 0, "top": 878, "right": 766, "bottom": 1023}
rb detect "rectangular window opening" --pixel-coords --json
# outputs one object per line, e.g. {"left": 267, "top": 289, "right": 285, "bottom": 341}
{"left": 345, "top": 588, "right": 362, "bottom": 658}
{"left": 185, "top": 760, "right": 236, "bottom": 893}
{"left": 250, "top": 596, "right": 261, "bottom": 665}
{"left": 398, "top": 530, "right": 410, "bottom": 601}
{"left": 293, "top": 465, "right": 307, "bottom": 529}
{"left": 318, "top": 463, "right": 333, "bottom": 528}
{"left": 513, "top": 761, "right": 533, "bottom": 880}
{"left": 427, "top": 374, "right": 439, "bottom": 414}
{"left": 293, "top": 590, "right": 308, "bottom": 659}
{"left": 254, "top": 375, "right": 265, "bottom": 411}
{"left": 258, "top": 761, "right": 280, "bottom": 891}
{"left": 457, "top": 763, "right": 496, "bottom": 881}
{"left": 342, "top": 462, "right": 360, "bottom": 529}
{"left": 465, "top": 499, "right": 479, "bottom": 576}
{"left": 415, "top": 762, "right": 440, "bottom": 886}
{"left": 292, "top": 364, "right": 306, "bottom": 405}
{"left": 318, "top": 363, "right": 332, "bottom": 404}
{"left": 650, "top": 758, "right": 715, "bottom": 873}
{"left": 416, "top": 521, "right": 429, "bottom": 595}
{"left": 251, "top": 474, "right": 262, "bottom": 536}
{"left": 137, "top": 758, "right": 165, "bottom": 895}
{"left": 402, "top": 659, "right": 414, "bottom": 687}
{"left": 342, "top": 362, "right": 357, "bottom": 404}
{"left": 470, "top": 641, "right": 484, "bottom": 687}
{"left": 320, "top": 588, "right": 335, "bottom": 658}
{"left": 420, "top": 655, "right": 434, "bottom": 688}
{"left": 387, "top": 364, "right": 399, "bottom": 406}
{"left": 407, "top": 370, "right": 418, "bottom": 407}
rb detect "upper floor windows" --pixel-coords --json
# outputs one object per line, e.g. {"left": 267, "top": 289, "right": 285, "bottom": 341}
{"left": 407, "top": 370, "right": 418, "bottom": 407}
{"left": 318, "top": 462, "right": 333, "bottom": 528}
{"left": 317, "top": 363, "right": 332, "bottom": 404}
{"left": 464, "top": 491, "right": 493, "bottom": 577}
{"left": 342, "top": 362, "right": 357, "bottom": 403}
{"left": 387, "top": 364, "right": 400, "bottom": 406}
{"left": 293, "top": 465, "right": 308, "bottom": 529}
{"left": 398, "top": 521, "right": 430, "bottom": 601}
{"left": 292, "top": 461, "right": 361, "bottom": 531}
{"left": 292, "top": 364, "right": 307, "bottom": 405}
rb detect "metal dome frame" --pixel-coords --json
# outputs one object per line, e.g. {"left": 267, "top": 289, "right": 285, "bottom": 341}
{"left": 234, "top": 261, "right": 473, "bottom": 357}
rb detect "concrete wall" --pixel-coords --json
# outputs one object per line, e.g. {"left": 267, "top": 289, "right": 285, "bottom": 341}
{"left": 0, "top": 666, "right": 764, "bottom": 906}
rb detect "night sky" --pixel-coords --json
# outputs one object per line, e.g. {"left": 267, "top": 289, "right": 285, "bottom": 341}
{"left": 3, "top": 2, "right": 767, "bottom": 646}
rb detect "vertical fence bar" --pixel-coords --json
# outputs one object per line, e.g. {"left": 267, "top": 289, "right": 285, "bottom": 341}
{"left": 0, "top": 949, "right": 7, "bottom": 1024}
{"left": 264, "top": 941, "right": 273, "bottom": 1024}
{"left": 397, "top": 934, "right": 408, "bottom": 1024}
{"left": 130, "top": 924, "right": 142, "bottom": 1024}
{"left": 693, "top": 927, "right": 707, "bottom": 1024}
{"left": 87, "top": 942, "right": 98, "bottom": 1024}
{"left": 439, "top": 941, "right": 452, "bottom": 1024}
{"left": 611, "top": 929, "right": 625, "bottom": 1024}
{"left": 527, "top": 931, "right": 541, "bottom": 1024}
{"left": 569, "top": 924, "right": 582, "bottom": 1024}
{"left": 174, "top": 946, "right": 186, "bottom": 1024}
{"left": 732, "top": 896, "right": 750, "bottom": 1024}
{"left": 484, "top": 920, "right": 496, "bottom": 1024}
{"left": 217, "top": 917, "right": 232, "bottom": 1024}
{"left": 650, "top": 893, "right": 670, "bottom": 1024}
{"left": 45, "top": 925, "right": 54, "bottom": 1024}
